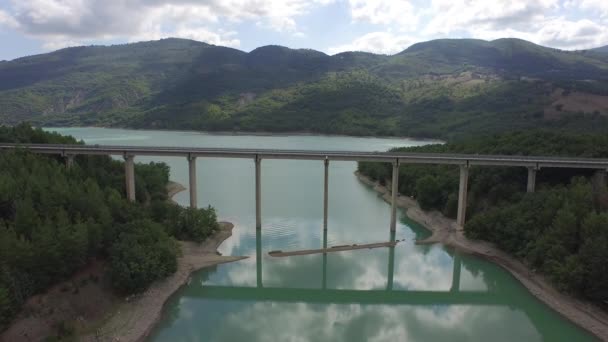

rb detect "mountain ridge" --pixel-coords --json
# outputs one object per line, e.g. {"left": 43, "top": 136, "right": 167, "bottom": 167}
{"left": 1, "top": 37, "right": 608, "bottom": 139}
{"left": 6, "top": 37, "right": 608, "bottom": 62}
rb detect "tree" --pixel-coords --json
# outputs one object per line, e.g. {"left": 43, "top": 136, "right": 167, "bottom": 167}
{"left": 109, "top": 220, "right": 178, "bottom": 294}
{"left": 578, "top": 213, "right": 608, "bottom": 300}
{"left": 415, "top": 175, "right": 442, "bottom": 210}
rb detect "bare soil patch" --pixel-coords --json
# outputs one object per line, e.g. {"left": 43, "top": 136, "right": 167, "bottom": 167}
{"left": 0, "top": 261, "right": 121, "bottom": 342}
{"left": 545, "top": 88, "right": 608, "bottom": 119}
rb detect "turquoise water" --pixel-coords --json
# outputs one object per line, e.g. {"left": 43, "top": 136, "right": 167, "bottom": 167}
{"left": 48, "top": 127, "right": 597, "bottom": 342}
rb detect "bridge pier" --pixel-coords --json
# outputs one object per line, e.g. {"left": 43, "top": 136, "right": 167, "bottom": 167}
{"left": 527, "top": 167, "right": 537, "bottom": 193}
{"left": 124, "top": 155, "right": 136, "bottom": 202}
{"left": 323, "top": 158, "right": 329, "bottom": 231}
{"left": 390, "top": 160, "right": 399, "bottom": 232}
{"left": 387, "top": 230, "right": 396, "bottom": 290}
{"left": 594, "top": 169, "right": 606, "bottom": 188}
{"left": 457, "top": 164, "right": 469, "bottom": 228}
{"left": 64, "top": 154, "right": 75, "bottom": 168}
{"left": 256, "top": 229, "right": 263, "bottom": 288}
{"left": 322, "top": 229, "right": 328, "bottom": 289}
{"left": 255, "top": 155, "right": 262, "bottom": 229}
{"left": 451, "top": 253, "right": 461, "bottom": 292}
{"left": 188, "top": 155, "right": 197, "bottom": 208}
{"left": 593, "top": 170, "right": 607, "bottom": 210}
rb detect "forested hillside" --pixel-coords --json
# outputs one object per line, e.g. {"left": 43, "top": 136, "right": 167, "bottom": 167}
{"left": 1, "top": 38, "right": 608, "bottom": 138}
{"left": 0, "top": 124, "right": 219, "bottom": 332}
{"left": 358, "top": 130, "right": 608, "bottom": 304}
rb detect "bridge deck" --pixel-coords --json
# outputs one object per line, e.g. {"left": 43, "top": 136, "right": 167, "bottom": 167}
{"left": 1, "top": 143, "right": 608, "bottom": 169}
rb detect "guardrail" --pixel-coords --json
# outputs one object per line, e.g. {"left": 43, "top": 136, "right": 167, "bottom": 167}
{"left": 2, "top": 143, "right": 607, "bottom": 229}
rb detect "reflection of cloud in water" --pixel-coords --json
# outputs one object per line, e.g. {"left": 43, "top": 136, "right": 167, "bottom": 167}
{"left": 213, "top": 225, "right": 473, "bottom": 292}
{"left": 203, "top": 301, "right": 540, "bottom": 342}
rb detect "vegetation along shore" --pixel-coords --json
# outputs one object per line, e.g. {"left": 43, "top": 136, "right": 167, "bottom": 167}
{"left": 357, "top": 129, "right": 608, "bottom": 340}
{"left": 0, "top": 124, "right": 244, "bottom": 341}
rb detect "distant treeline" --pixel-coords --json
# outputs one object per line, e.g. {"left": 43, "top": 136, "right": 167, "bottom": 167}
{"left": 358, "top": 130, "right": 608, "bottom": 304}
{"left": 0, "top": 124, "right": 219, "bottom": 331}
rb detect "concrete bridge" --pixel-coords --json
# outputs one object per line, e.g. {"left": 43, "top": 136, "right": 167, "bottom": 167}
{"left": 1, "top": 143, "right": 607, "bottom": 229}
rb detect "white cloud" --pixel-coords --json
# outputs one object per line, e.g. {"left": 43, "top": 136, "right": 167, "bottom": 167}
{"left": 0, "top": 9, "right": 19, "bottom": 29}
{"left": 534, "top": 17, "right": 608, "bottom": 48}
{"left": 425, "top": 0, "right": 560, "bottom": 35}
{"left": 570, "top": 0, "right": 608, "bottom": 18}
{"left": 348, "top": 0, "right": 419, "bottom": 30}
{"left": 1, "top": 0, "right": 608, "bottom": 55}
{"left": 1, "top": 0, "right": 334, "bottom": 50}
{"left": 41, "top": 38, "right": 81, "bottom": 50}
{"left": 327, "top": 31, "right": 416, "bottom": 55}
{"left": 467, "top": 17, "right": 608, "bottom": 50}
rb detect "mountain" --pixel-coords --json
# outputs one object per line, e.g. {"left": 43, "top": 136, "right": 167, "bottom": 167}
{"left": 1, "top": 37, "right": 608, "bottom": 139}
{"left": 396, "top": 38, "right": 608, "bottom": 79}
{"left": 589, "top": 45, "right": 608, "bottom": 54}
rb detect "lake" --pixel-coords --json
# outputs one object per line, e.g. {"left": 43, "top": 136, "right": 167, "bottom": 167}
{"left": 47, "top": 127, "right": 596, "bottom": 342}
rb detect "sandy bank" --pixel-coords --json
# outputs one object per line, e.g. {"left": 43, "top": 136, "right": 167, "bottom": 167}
{"left": 356, "top": 171, "right": 608, "bottom": 341}
{"left": 269, "top": 240, "right": 400, "bottom": 257}
{"left": 166, "top": 181, "right": 186, "bottom": 204}
{"left": 81, "top": 222, "right": 247, "bottom": 342}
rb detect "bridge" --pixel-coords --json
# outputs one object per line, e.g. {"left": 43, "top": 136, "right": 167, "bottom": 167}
{"left": 1, "top": 143, "right": 607, "bottom": 229}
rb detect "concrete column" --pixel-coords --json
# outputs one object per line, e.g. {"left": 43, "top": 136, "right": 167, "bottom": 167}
{"left": 390, "top": 160, "right": 399, "bottom": 232}
{"left": 188, "top": 155, "right": 197, "bottom": 208}
{"left": 65, "top": 154, "right": 74, "bottom": 168}
{"left": 322, "top": 229, "right": 327, "bottom": 289}
{"left": 323, "top": 158, "right": 329, "bottom": 231}
{"left": 593, "top": 170, "right": 607, "bottom": 210}
{"left": 387, "top": 230, "right": 396, "bottom": 291}
{"left": 527, "top": 167, "right": 537, "bottom": 193}
{"left": 256, "top": 229, "right": 263, "bottom": 288}
{"left": 457, "top": 164, "right": 469, "bottom": 228}
{"left": 124, "top": 155, "right": 136, "bottom": 202}
{"left": 594, "top": 170, "right": 606, "bottom": 189}
{"left": 255, "top": 155, "right": 262, "bottom": 229}
{"left": 450, "top": 253, "right": 461, "bottom": 292}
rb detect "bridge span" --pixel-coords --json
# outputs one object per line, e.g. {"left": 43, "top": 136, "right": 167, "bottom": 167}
{"left": 1, "top": 143, "right": 607, "bottom": 229}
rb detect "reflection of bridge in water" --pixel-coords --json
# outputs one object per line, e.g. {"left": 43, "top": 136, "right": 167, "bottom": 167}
{"left": 191, "top": 231, "right": 505, "bottom": 307}
{"left": 185, "top": 232, "right": 568, "bottom": 339}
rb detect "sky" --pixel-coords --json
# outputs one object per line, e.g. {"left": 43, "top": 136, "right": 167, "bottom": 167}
{"left": 0, "top": 0, "right": 607, "bottom": 61}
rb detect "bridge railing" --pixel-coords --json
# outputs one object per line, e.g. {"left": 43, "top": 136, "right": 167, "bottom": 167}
{"left": 1, "top": 143, "right": 607, "bottom": 230}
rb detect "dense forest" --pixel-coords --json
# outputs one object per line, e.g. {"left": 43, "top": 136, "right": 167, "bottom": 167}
{"left": 1, "top": 38, "right": 608, "bottom": 139}
{"left": 358, "top": 130, "right": 608, "bottom": 304}
{"left": 0, "top": 124, "right": 219, "bottom": 331}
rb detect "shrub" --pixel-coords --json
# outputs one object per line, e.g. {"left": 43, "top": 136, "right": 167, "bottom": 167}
{"left": 175, "top": 207, "right": 220, "bottom": 242}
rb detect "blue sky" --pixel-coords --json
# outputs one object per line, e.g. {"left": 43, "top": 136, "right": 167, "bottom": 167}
{"left": 0, "top": 0, "right": 607, "bottom": 60}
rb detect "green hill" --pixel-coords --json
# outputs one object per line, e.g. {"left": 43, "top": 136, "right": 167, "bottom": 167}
{"left": 1, "top": 37, "right": 608, "bottom": 139}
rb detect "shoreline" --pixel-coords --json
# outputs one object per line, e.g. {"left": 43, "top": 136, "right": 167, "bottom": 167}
{"left": 166, "top": 180, "right": 186, "bottom": 204}
{"left": 0, "top": 181, "right": 244, "bottom": 342}
{"left": 355, "top": 171, "right": 608, "bottom": 341}
{"left": 81, "top": 222, "right": 247, "bottom": 342}
{"left": 80, "top": 182, "right": 246, "bottom": 342}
